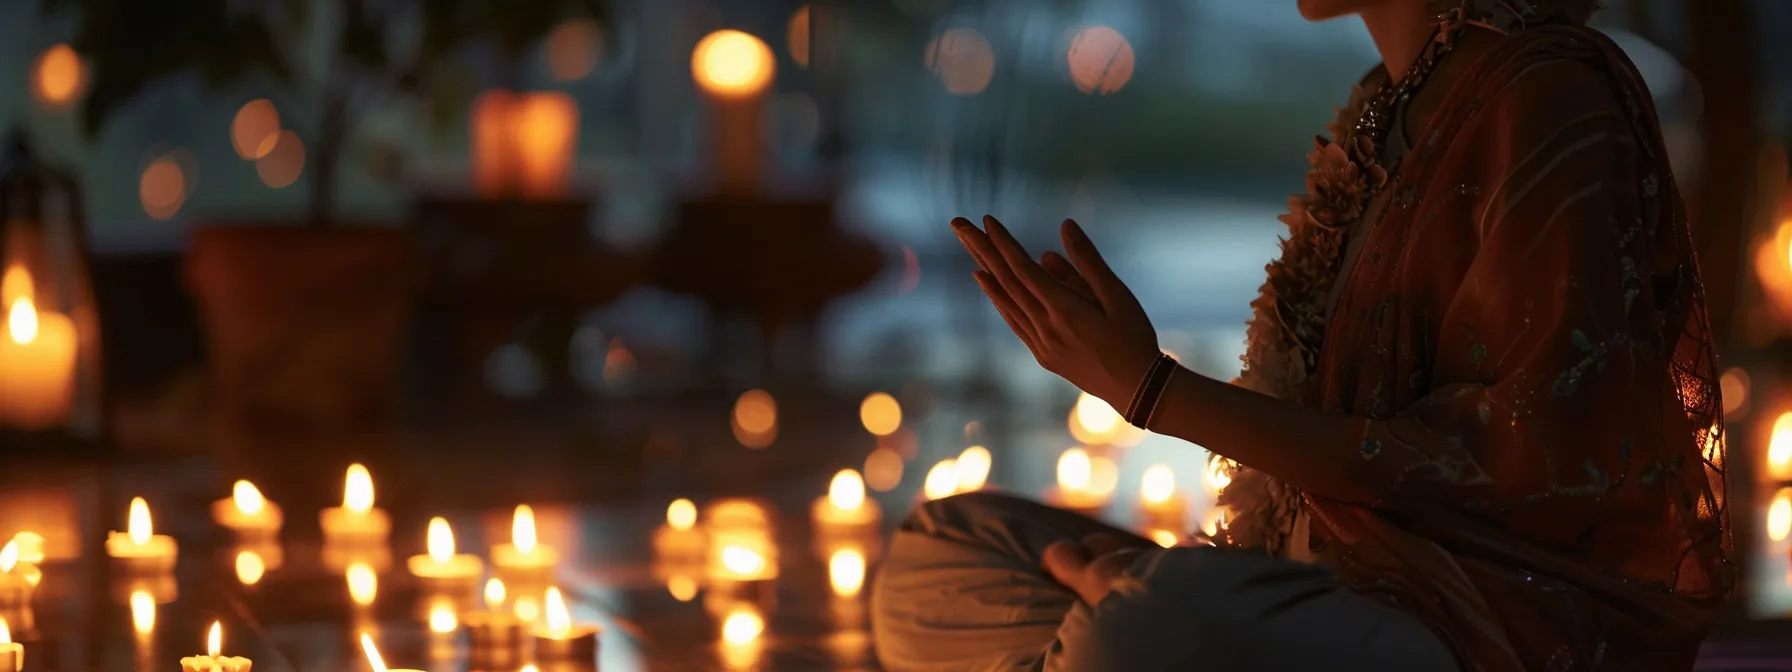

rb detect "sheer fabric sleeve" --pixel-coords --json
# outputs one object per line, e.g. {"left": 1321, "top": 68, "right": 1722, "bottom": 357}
{"left": 1331, "top": 60, "right": 1711, "bottom": 544}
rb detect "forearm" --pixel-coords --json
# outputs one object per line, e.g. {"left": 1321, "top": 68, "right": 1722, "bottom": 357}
{"left": 1147, "top": 365, "right": 1385, "bottom": 505}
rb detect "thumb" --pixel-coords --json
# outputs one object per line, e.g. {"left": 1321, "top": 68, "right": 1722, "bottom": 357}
{"left": 1043, "top": 540, "right": 1091, "bottom": 586}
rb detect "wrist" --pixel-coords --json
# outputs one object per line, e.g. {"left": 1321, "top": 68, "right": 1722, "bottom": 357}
{"left": 1122, "top": 354, "right": 1178, "bottom": 430}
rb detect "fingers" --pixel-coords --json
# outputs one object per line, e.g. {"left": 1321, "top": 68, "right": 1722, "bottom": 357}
{"left": 954, "top": 217, "right": 1048, "bottom": 325}
{"left": 1043, "top": 540, "right": 1091, "bottom": 587}
{"left": 1042, "top": 251, "right": 1094, "bottom": 300}
{"left": 982, "top": 215, "right": 1083, "bottom": 314}
{"left": 1060, "top": 219, "right": 1142, "bottom": 314}
{"left": 973, "top": 270, "right": 1040, "bottom": 353}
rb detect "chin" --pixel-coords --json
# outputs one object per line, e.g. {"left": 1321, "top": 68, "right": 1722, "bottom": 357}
{"left": 1297, "top": 0, "right": 1367, "bottom": 21}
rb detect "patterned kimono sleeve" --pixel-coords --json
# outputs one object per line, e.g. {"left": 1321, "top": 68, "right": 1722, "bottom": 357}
{"left": 1341, "top": 60, "right": 1703, "bottom": 536}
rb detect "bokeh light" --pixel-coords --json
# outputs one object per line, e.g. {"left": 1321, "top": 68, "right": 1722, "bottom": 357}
{"left": 1067, "top": 26, "right": 1135, "bottom": 95}
{"left": 32, "top": 44, "right": 83, "bottom": 107}
{"left": 732, "top": 389, "right": 778, "bottom": 449}
{"left": 138, "top": 156, "right": 187, "bottom": 221}
{"left": 925, "top": 28, "right": 995, "bottom": 96}
{"left": 1719, "top": 368, "right": 1749, "bottom": 418}
{"left": 1769, "top": 412, "right": 1792, "bottom": 481}
{"left": 955, "top": 445, "right": 991, "bottom": 491}
{"left": 787, "top": 6, "right": 811, "bottom": 69}
{"left": 256, "top": 130, "right": 306, "bottom": 189}
{"left": 860, "top": 392, "right": 902, "bottom": 436}
{"left": 863, "top": 447, "right": 903, "bottom": 491}
{"left": 1770, "top": 488, "right": 1792, "bottom": 542}
{"left": 545, "top": 19, "right": 602, "bottom": 81}
{"left": 230, "top": 99, "right": 282, "bottom": 160}
{"left": 923, "top": 459, "right": 960, "bottom": 500}
{"left": 693, "top": 30, "right": 776, "bottom": 99}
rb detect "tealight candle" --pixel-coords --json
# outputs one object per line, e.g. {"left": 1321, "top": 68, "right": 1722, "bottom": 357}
{"left": 811, "top": 469, "right": 882, "bottom": 533}
{"left": 0, "top": 542, "right": 40, "bottom": 606}
{"left": 360, "top": 633, "right": 424, "bottom": 672}
{"left": 652, "top": 499, "right": 706, "bottom": 559}
{"left": 464, "top": 578, "right": 524, "bottom": 652}
{"left": 6, "top": 534, "right": 43, "bottom": 566}
{"left": 319, "top": 464, "right": 392, "bottom": 545}
{"left": 212, "top": 480, "right": 283, "bottom": 537}
{"left": 491, "top": 505, "right": 558, "bottom": 583}
{"left": 106, "top": 498, "right": 178, "bottom": 574}
{"left": 1046, "top": 448, "right": 1114, "bottom": 516}
{"left": 530, "top": 587, "right": 599, "bottom": 662}
{"left": 1136, "top": 464, "right": 1188, "bottom": 530}
{"left": 706, "top": 529, "right": 778, "bottom": 583}
{"left": 407, "top": 517, "right": 484, "bottom": 587}
{"left": 180, "top": 621, "right": 252, "bottom": 672}
{"left": 0, "top": 617, "right": 20, "bottom": 672}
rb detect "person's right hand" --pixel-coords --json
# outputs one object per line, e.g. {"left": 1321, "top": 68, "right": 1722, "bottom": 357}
{"left": 1043, "top": 533, "right": 1152, "bottom": 606}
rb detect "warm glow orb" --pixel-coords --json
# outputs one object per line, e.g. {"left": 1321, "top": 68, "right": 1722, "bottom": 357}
{"left": 235, "top": 550, "right": 266, "bottom": 585}
{"left": 230, "top": 99, "right": 282, "bottom": 159}
{"left": 1769, "top": 412, "right": 1792, "bottom": 481}
{"left": 828, "top": 469, "right": 866, "bottom": 511}
{"left": 1141, "top": 464, "right": 1176, "bottom": 504}
{"left": 484, "top": 578, "right": 507, "bottom": 610}
{"left": 1719, "top": 368, "right": 1749, "bottom": 417}
{"left": 1067, "top": 26, "right": 1135, "bottom": 95}
{"left": 1089, "top": 456, "right": 1119, "bottom": 497}
{"left": 347, "top": 562, "right": 378, "bottom": 606}
{"left": 131, "top": 589, "right": 156, "bottom": 634}
{"left": 1205, "top": 456, "right": 1235, "bottom": 492}
{"left": 860, "top": 392, "right": 903, "bottom": 436}
{"left": 667, "top": 574, "right": 698, "bottom": 601}
{"left": 721, "top": 607, "right": 764, "bottom": 644}
{"left": 512, "top": 505, "right": 539, "bottom": 554}
{"left": 787, "top": 6, "right": 812, "bottom": 69}
{"left": 828, "top": 548, "right": 866, "bottom": 597}
{"left": 956, "top": 445, "right": 992, "bottom": 491}
{"left": 1770, "top": 488, "right": 1792, "bottom": 542}
{"left": 344, "top": 463, "right": 375, "bottom": 512}
{"left": 428, "top": 602, "right": 458, "bottom": 633}
{"left": 0, "top": 542, "right": 15, "bottom": 573}
{"left": 1149, "top": 529, "right": 1179, "bottom": 548}
{"left": 922, "top": 459, "right": 960, "bottom": 500}
{"left": 139, "top": 157, "right": 187, "bottom": 221}
{"left": 33, "top": 44, "right": 83, "bottom": 106}
{"left": 545, "top": 19, "right": 602, "bottom": 81}
{"left": 925, "top": 28, "right": 995, "bottom": 96}
{"left": 8, "top": 299, "right": 38, "bottom": 345}
{"left": 693, "top": 30, "right": 776, "bottom": 99}
{"left": 1056, "top": 449, "right": 1092, "bottom": 491}
{"left": 256, "top": 130, "right": 306, "bottom": 189}
{"left": 863, "top": 447, "right": 904, "bottom": 491}
{"left": 426, "top": 517, "right": 455, "bottom": 561}
{"left": 734, "top": 389, "right": 778, "bottom": 435}
{"left": 233, "top": 480, "right": 266, "bottom": 515}
{"left": 667, "top": 498, "right": 698, "bottom": 531}
{"left": 720, "top": 545, "right": 767, "bottom": 575}
{"left": 127, "top": 497, "right": 153, "bottom": 545}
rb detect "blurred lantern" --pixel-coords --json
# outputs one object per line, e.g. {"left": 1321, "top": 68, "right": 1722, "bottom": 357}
{"left": 0, "top": 132, "right": 101, "bottom": 437}
{"left": 469, "top": 90, "right": 580, "bottom": 200}
{"left": 693, "top": 30, "right": 776, "bottom": 195}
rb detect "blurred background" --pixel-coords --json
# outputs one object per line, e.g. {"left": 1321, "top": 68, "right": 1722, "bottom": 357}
{"left": 0, "top": 0, "right": 1790, "bottom": 669}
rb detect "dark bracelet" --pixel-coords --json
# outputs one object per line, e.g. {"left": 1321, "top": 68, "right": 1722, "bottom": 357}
{"left": 1123, "top": 354, "right": 1177, "bottom": 429}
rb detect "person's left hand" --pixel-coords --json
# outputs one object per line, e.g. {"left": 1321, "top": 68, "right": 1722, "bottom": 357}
{"left": 952, "top": 215, "right": 1160, "bottom": 409}
{"left": 1043, "top": 534, "right": 1152, "bottom": 606}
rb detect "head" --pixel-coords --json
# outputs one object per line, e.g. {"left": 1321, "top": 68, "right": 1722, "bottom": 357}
{"left": 1297, "top": 0, "right": 1600, "bottom": 24}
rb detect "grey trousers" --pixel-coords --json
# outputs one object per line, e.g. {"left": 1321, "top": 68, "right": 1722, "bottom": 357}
{"left": 870, "top": 492, "right": 1459, "bottom": 672}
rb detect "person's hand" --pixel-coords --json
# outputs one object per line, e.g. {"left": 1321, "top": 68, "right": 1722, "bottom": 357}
{"left": 1043, "top": 533, "right": 1152, "bottom": 606}
{"left": 951, "top": 215, "right": 1160, "bottom": 409}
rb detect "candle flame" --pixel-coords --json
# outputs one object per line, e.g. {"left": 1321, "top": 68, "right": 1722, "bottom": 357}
{"left": 0, "top": 616, "right": 8, "bottom": 645}
{"left": 1205, "top": 456, "right": 1235, "bottom": 492}
{"left": 721, "top": 607, "right": 764, "bottom": 644}
{"left": 360, "top": 633, "right": 390, "bottom": 672}
{"left": 232, "top": 480, "right": 266, "bottom": 515}
{"left": 127, "top": 497, "right": 153, "bottom": 545}
{"left": 347, "top": 562, "right": 378, "bottom": 606}
{"left": 344, "top": 464, "right": 374, "bottom": 513}
{"left": 512, "top": 505, "right": 538, "bottom": 554}
{"left": 235, "top": 550, "right": 266, "bottom": 585}
{"left": 0, "top": 540, "right": 15, "bottom": 572}
{"left": 720, "top": 545, "right": 767, "bottom": 575}
{"left": 207, "top": 621, "right": 221, "bottom": 656}
{"left": 828, "top": 548, "right": 866, "bottom": 597}
{"left": 1771, "top": 489, "right": 1792, "bottom": 542}
{"left": 1057, "top": 449, "right": 1092, "bottom": 491}
{"left": 7, "top": 298, "right": 37, "bottom": 345}
{"left": 1141, "top": 464, "right": 1176, "bottom": 504}
{"left": 667, "top": 498, "right": 697, "bottom": 531}
{"left": 956, "top": 445, "right": 992, "bottom": 491}
{"left": 1770, "top": 413, "right": 1792, "bottom": 479}
{"left": 544, "top": 587, "right": 572, "bottom": 637}
{"left": 427, "top": 517, "right": 455, "bottom": 562}
{"left": 693, "top": 30, "right": 776, "bottom": 98}
{"left": 428, "top": 601, "right": 458, "bottom": 633}
{"left": 922, "top": 459, "right": 961, "bottom": 501}
{"left": 1072, "top": 393, "right": 1120, "bottom": 437}
{"left": 484, "top": 578, "right": 507, "bottom": 610}
{"left": 828, "top": 469, "right": 866, "bottom": 511}
{"left": 1149, "top": 529, "right": 1180, "bottom": 547}
{"left": 130, "top": 589, "right": 155, "bottom": 635}
{"left": 667, "top": 574, "right": 698, "bottom": 601}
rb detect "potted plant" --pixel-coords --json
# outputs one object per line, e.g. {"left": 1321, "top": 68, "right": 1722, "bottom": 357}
{"left": 48, "top": 0, "right": 604, "bottom": 509}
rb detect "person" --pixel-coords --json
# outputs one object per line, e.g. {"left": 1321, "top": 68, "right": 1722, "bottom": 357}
{"left": 871, "top": 0, "right": 1734, "bottom": 669}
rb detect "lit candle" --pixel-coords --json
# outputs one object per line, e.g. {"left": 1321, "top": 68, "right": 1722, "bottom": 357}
{"left": 921, "top": 459, "right": 961, "bottom": 501}
{"left": 232, "top": 545, "right": 280, "bottom": 586}
{"left": 1768, "top": 412, "right": 1792, "bottom": 482}
{"left": 0, "top": 293, "right": 76, "bottom": 430}
{"left": 1046, "top": 448, "right": 1114, "bottom": 515}
{"left": 530, "top": 587, "right": 600, "bottom": 662}
{"left": 0, "top": 617, "right": 20, "bottom": 672}
{"left": 491, "top": 505, "right": 558, "bottom": 583}
{"left": 652, "top": 499, "right": 706, "bottom": 559}
{"left": 0, "top": 542, "right": 40, "bottom": 606}
{"left": 1145, "top": 529, "right": 1182, "bottom": 548}
{"left": 319, "top": 464, "right": 391, "bottom": 545}
{"left": 360, "top": 633, "right": 424, "bottom": 672}
{"left": 464, "top": 578, "right": 524, "bottom": 653}
{"left": 1137, "top": 464, "right": 1188, "bottom": 530}
{"left": 407, "top": 517, "right": 484, "bottom": 586}
{"left": 718, "top": 605, "right": 764, "bottom": 669}
{"left": 6, "top": 534, "right": 43, "bottom": 566}
{"left": 691, "top": 30, "right": 776, "bottom": 195}
{"left": 706, "top": 530, "right": 778, "bottom": 583}
{"left": 211, "top": 480, "right": 283, "bottom": 537}
{"left": 105, "top": 498, "right": 177, "bottom": 574}
{"left": 179, "top": 621, "right": 252, "bottom": 672}
{"left": 956, "top": 445, "right": 993, "bottom": 492}
{"left": 346, "top": 561, "right": 379, "bottom": 607}
{"left": 812, "top": 469, "right": 882, "bottom": 533}
{"left": 828, "top": 548, "right": 866, "bottom": 598}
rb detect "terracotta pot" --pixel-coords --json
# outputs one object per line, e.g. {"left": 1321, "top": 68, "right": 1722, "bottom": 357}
{"left": 186, "top": 224, "right": 417, "bottom": 513}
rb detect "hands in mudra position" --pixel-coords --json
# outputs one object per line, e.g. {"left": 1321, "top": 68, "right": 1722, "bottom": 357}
{"left": 950, "top": 215, "right": 1162, "bottom": 410}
